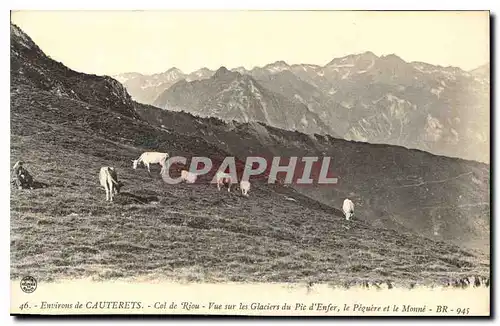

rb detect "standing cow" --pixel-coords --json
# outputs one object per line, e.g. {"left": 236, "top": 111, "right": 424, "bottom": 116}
{"left": 99, "top": 167, "right": 122, "bottom": 202}
{"left": 132, "top": 152, "right": 169, "bottom": 174}
{"left": 240, "top": 180, "right": 251, "bottom": 197}
{"left": 343, "top": 198, "right": 354, "bottom": 221}
{"left": 215, "top": 171, "right": 235, "bottom": 192}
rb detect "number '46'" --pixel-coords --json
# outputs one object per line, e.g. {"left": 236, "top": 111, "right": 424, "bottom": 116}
{"left": 18, "top": 302, "right": 29, "bottom": 310}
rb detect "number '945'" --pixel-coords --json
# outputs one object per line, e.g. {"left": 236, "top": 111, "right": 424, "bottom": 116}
{"left": 457, "top": 308, "right": 470, "bottom": 315}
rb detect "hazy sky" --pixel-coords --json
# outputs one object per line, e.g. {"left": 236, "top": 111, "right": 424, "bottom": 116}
{"left": 11, "top": 11, "right": 489, "bottom": 76}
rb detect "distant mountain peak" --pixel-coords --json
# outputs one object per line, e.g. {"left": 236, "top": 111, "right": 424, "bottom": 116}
{"left": 359, "top": 51, "right": 378, "bottom": 59}
{"left": 231, "top": 66, "right": 250, "bottom": 75}
{"left": 215, "top": 66, "right": 229, "bottom": 73}
{"left": 186, "top": 67, "right": 214, "bottom": 80}
{"left": 262, "top": 60, "right": 290, "bottom": 73}
{"left": 213, "top": 66, "right": 238, "bottom": 79}
{"left": 324, "top": 51, "right": 380, "bottom": 71}
{"left": 163, "top": 67, "right": 183, "bottom": 76}
{"left": 266, "top": 60, "right": 289, "bottom": 67}
{"left": 380, "top": 53, "right": 405, "bottom": 63}
{"left": 167, "top": 67, "right": 183, "bottom": 73}
{"left": 152, "top": 67, "right": 185, "bottom": 82}
{"left": 469, "top": 63, "right": 490, "bottom": 79}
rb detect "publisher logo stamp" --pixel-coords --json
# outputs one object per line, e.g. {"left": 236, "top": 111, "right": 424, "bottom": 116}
{"left": 20, "top": 276, "right": 37, "bottom": 293}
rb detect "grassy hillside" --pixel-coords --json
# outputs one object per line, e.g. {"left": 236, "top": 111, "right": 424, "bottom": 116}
{"left": 137, "top": 105, "right": 490, "bottom": 251}
{"left": 10, "top": 86, "right": 490, "bottom": 288}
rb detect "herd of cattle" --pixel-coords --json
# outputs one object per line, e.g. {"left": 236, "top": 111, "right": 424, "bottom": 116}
{"left": 105, "top": 151, "right": 353, "bottom": 219}
{"left": 100, "top": 151, "right": 253, "bottom": 202}
{"left": 12, "top": 151, "right": 355, "bottom": 220}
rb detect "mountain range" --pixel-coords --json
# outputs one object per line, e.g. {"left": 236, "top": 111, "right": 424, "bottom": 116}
{"left": 115, "top": 53, "right": 489, "bottom": 163}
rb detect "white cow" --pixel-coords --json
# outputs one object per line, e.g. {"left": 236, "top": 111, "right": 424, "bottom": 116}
{"left": 132, "top": 152, "right": 169, "bottom": 174}
{"left": 180, "top": 170, "right": 198, "bottom": 184}
{"left": 99, "top": 167, "right": 122, "bottom": 202}
{"left": 216, "top": 171, "right": 235, "bottom": 192}
{"left": 240, "top": 180, "right": 251, "bottom": 197}
{"left": 343, "top": 198, "right": 354, "bottom": 221}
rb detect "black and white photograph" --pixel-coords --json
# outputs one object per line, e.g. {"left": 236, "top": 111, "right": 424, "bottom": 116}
{"left": 9, "top": 9, "right": 491, "bottom": 316}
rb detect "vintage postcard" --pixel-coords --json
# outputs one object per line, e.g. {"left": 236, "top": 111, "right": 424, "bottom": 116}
{"left": 9, "top": 10, "right": 490, "bottom": 316}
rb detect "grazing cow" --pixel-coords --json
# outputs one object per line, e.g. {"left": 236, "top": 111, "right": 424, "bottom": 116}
{"left": 12, "top": 161, "right": 34, "bottom": 189}
{"left": 216, "top": 171, "right": 235, "bottom": 192}
{"left": 99, "top": 167, "right": 122, "bottom": 201}
{"left": 180, "top": 170, "right": 198, "bottom": 184}
{"left": 240, "top": 180, "right": 251, "bottom": 197}
{"left": 132, "top": 152, "right": 169, "bottom": 174}
{"left": 342, "top": 198, "right": 354, "bottom": 221}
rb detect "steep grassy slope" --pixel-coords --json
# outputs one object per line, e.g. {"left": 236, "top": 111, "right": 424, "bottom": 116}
{"left": 10, "top": 86, "right": 489, "bottom": 286}
{"left": 11, "top": 24, "right": 139, "bottom": 119}
{"left": 136, "top": 105, "right": 490, "bottom": 252}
